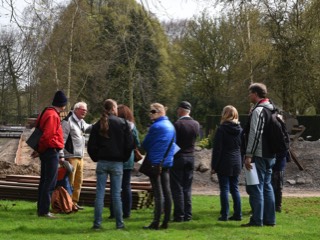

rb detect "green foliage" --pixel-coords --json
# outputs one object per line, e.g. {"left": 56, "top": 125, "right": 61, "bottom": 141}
{"left": 1, "top": 197, "right": 320, "bottom": 239}
{"left": 196, "top": 126, "right": 217, "bottom": 149}
{"left": 7, "top": 0, "right": 320, "bottom": 125}
{"left": 35, "top": 0, "right": 177, "bottom": 127}
{"left": 197, "top": 137, "right": 211, "bottom": 149}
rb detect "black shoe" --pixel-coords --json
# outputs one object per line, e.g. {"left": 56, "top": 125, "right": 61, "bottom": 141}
{"left": 264, "top": 223, "right": 275, "bottom": 227}
{"left": 75, "top": 204, "right": 84, "bottom": 210}
{"left": 241, "top": 223, "right": 262, "bottom": 227}
{"left": 143, "top": 222, "right": 159, "bottom": 230}
{"left": 160, "top": 222, "right": 168, "bottom": 229}
{"left": 276, "top": 207, "right": 282, "bottom": 213}
{"left": 228, "top": 216, "right": 242, "bottom": 221}
{"left": 218, "top": 216, "right": 228, "bottom": 221}
{"left": 91, "top": 225, "right": 101, "bottom": 230}
{"left": 117, "top": 225, "right": 125, "bottom": 230}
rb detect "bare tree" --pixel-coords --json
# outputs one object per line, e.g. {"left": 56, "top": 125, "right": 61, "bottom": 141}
{"left": 0, "top": 29, "right": 31, "bottom": 123}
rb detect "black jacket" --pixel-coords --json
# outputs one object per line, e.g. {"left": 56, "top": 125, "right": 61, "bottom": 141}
{"left": 211, "top": 121, "right": 242, "bottom": 176}
{"left": 87, "top": 114, "right": 133, "bottom": 162}
{"left": 174, "top": 116, "right": 200, "bottom": 156}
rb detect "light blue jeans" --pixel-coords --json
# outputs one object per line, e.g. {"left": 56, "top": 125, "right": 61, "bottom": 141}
{"left": 93, "top": 161, "right": 124, "bottom": 229}
{"left": 246, "top": 157, "right": 276, "bottom": 226}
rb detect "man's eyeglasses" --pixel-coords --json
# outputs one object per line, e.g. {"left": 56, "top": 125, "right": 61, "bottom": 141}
{"left": 149, "top": 109, "right": 158, "bottom": 114}
{"left": 78, "top": 108, "right": 87, "bottom": 112}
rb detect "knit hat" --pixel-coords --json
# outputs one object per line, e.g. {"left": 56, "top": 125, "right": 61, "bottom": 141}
{"left": 52, "top": 90, "right": 67, "bottom": 107}
{"left": 179, "top": 101, "right": 192, "bottom": 110}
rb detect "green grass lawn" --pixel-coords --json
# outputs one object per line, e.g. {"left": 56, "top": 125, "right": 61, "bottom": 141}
{"left": 0, "top": 196, "right": 319, "bottom": 240}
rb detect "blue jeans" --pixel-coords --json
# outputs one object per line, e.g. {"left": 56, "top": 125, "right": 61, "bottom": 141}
{"left": 217, "top": 174, "right": 242, "bottom": 219}
{"left": 246, "top": 157, "right": 276, "bottom": 226}
{"left": 170, "top": 155, "right": 194, "bottom": 221}
{"left": 109, "top": 169, "right": 132, "bottom": 218}
{"left": 37, "top": 148, "right": 59, "bottom": 215}
{"left": 93, "top": 161, "right": 124, "bottom": 229}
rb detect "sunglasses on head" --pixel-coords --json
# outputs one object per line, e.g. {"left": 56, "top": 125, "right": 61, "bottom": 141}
{"left": 150, "top": 109, "right": 158, "bottom": 114}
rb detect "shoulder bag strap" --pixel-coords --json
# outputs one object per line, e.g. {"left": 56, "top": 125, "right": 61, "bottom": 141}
{"left": 159, "top": 136, "right": 175, "bottom": 166}
{"left": 36, "top": 107, "right": 54, "bottom": 128}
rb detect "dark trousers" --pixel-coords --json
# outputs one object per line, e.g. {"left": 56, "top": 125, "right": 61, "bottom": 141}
{"left": 272, "top": 170, "right": 284, "bottom": 209}
{"left": 37, "top": 148, "right": 59, "bottom": 215}
{"left": 110, "top": 169, "right": 132, "bottom": 218}
{"left": 150, "top": 168, "right": 172, "bottom": 224}
{"left": 170, "top": 155, "right": 194, "bottom": 221}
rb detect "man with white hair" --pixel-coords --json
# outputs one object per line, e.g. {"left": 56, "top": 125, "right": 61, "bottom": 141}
{"left": 62, "top": 101, "right": 92, "bottom": 210}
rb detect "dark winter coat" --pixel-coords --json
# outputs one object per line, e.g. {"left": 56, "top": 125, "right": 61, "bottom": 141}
{"left": 87, "top": 114, "right": 133, "bottom": 162}
{"left": 211, "top": 121, "right": 242, "bottom": 176}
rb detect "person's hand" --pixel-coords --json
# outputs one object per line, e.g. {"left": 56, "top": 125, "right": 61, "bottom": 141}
{"left": 31, "top": 151, "right": 39, "bottom": 158}
{"left": 59, "top": 158, "right": 65, "bottom": 164}
{"left": 244, "top": 156, "right": 253, "bottom": 170}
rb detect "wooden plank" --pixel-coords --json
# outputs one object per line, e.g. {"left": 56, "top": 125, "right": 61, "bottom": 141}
{"left": 289, "top": 148, "right": 304, "bottom": 171}
{"left": 0, "top": 181, "right": 152, "bottom": 209}
{"left": 5, "top": 175, "right": 152, "bottom": 190}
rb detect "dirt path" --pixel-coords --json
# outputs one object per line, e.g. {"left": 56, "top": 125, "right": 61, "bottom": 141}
{"left": 1, "top": 132, "right": 320, "bottom": 197}
{"left": 192, "top": 185, "right": 320, "bottom": 197}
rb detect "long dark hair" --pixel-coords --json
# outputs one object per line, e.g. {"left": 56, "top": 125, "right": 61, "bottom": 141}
{"left": 117, "top": 104, "right": 135, "bottom": 123}
{"left": 99, "top": 99, "right": 116, "bottom": 137}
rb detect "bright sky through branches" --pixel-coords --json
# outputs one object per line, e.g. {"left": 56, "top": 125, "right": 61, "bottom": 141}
{"left": 139, "top": 0, "right": 213, "bottom": 21}
{"left": 0, "top": 0, "right": 218, "bottom": 27}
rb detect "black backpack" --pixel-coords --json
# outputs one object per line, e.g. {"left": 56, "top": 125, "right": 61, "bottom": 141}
{"left": 62, "top": 111, "right": 74, "bottom": 154}
{"left": 260, "top": 102, "right": 290, "bottom": 154}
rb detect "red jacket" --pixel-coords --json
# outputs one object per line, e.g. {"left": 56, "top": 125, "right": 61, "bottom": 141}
{"left": 36, "top": 107, "right": 64, "bottom": 153}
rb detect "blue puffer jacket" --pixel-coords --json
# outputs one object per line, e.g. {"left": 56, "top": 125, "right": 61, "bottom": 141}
{"left": 142, "top": 116, "right": 176, "bottom": 168}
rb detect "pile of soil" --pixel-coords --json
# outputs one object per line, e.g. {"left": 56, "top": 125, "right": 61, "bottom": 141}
{"left": 1, "top": 131, "right": 320, "bottom": 196}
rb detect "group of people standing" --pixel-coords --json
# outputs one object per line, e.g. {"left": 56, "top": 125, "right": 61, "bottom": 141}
{"left": 211, "top": 82, "right": 287, "bottom": 227}
{"left": 32, "top": 82, "right": 285, "bottom": 230}
{"left": 32, "top": 91, "right": 200, "bottom": 230}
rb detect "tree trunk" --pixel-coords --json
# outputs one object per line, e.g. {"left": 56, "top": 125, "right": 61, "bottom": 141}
{"left": 67, "top": 4, "right": 79, "bottom": 111}
{"left": 6, "top": 47, "right": 22, "bottom": 123}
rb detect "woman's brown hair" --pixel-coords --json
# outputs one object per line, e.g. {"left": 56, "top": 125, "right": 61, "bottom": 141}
{"left": 117, "top": 104, "right": 135, "bottom": 123}
{"left": 99, "top": 99, "right": 117, "bottom": 137}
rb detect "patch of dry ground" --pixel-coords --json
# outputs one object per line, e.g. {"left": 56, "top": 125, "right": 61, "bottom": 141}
{"left": 1, "top": 130, "right": 320, "bottom": 197}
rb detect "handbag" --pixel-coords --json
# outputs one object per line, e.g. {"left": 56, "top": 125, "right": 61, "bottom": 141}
{"left": 139, "top": 137, "right": 175, "bottom": 177}
{"left": 134, "top": 148, "right": 143, "bottom": 162}
{"left": 26, "top": 128, "right": 43, "bottom": 151}
{"left": 26, "top": 108, "right": 51, "bottom": 151}
{"left": 139, "top": 157, "right": 162, "bottom": 177}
